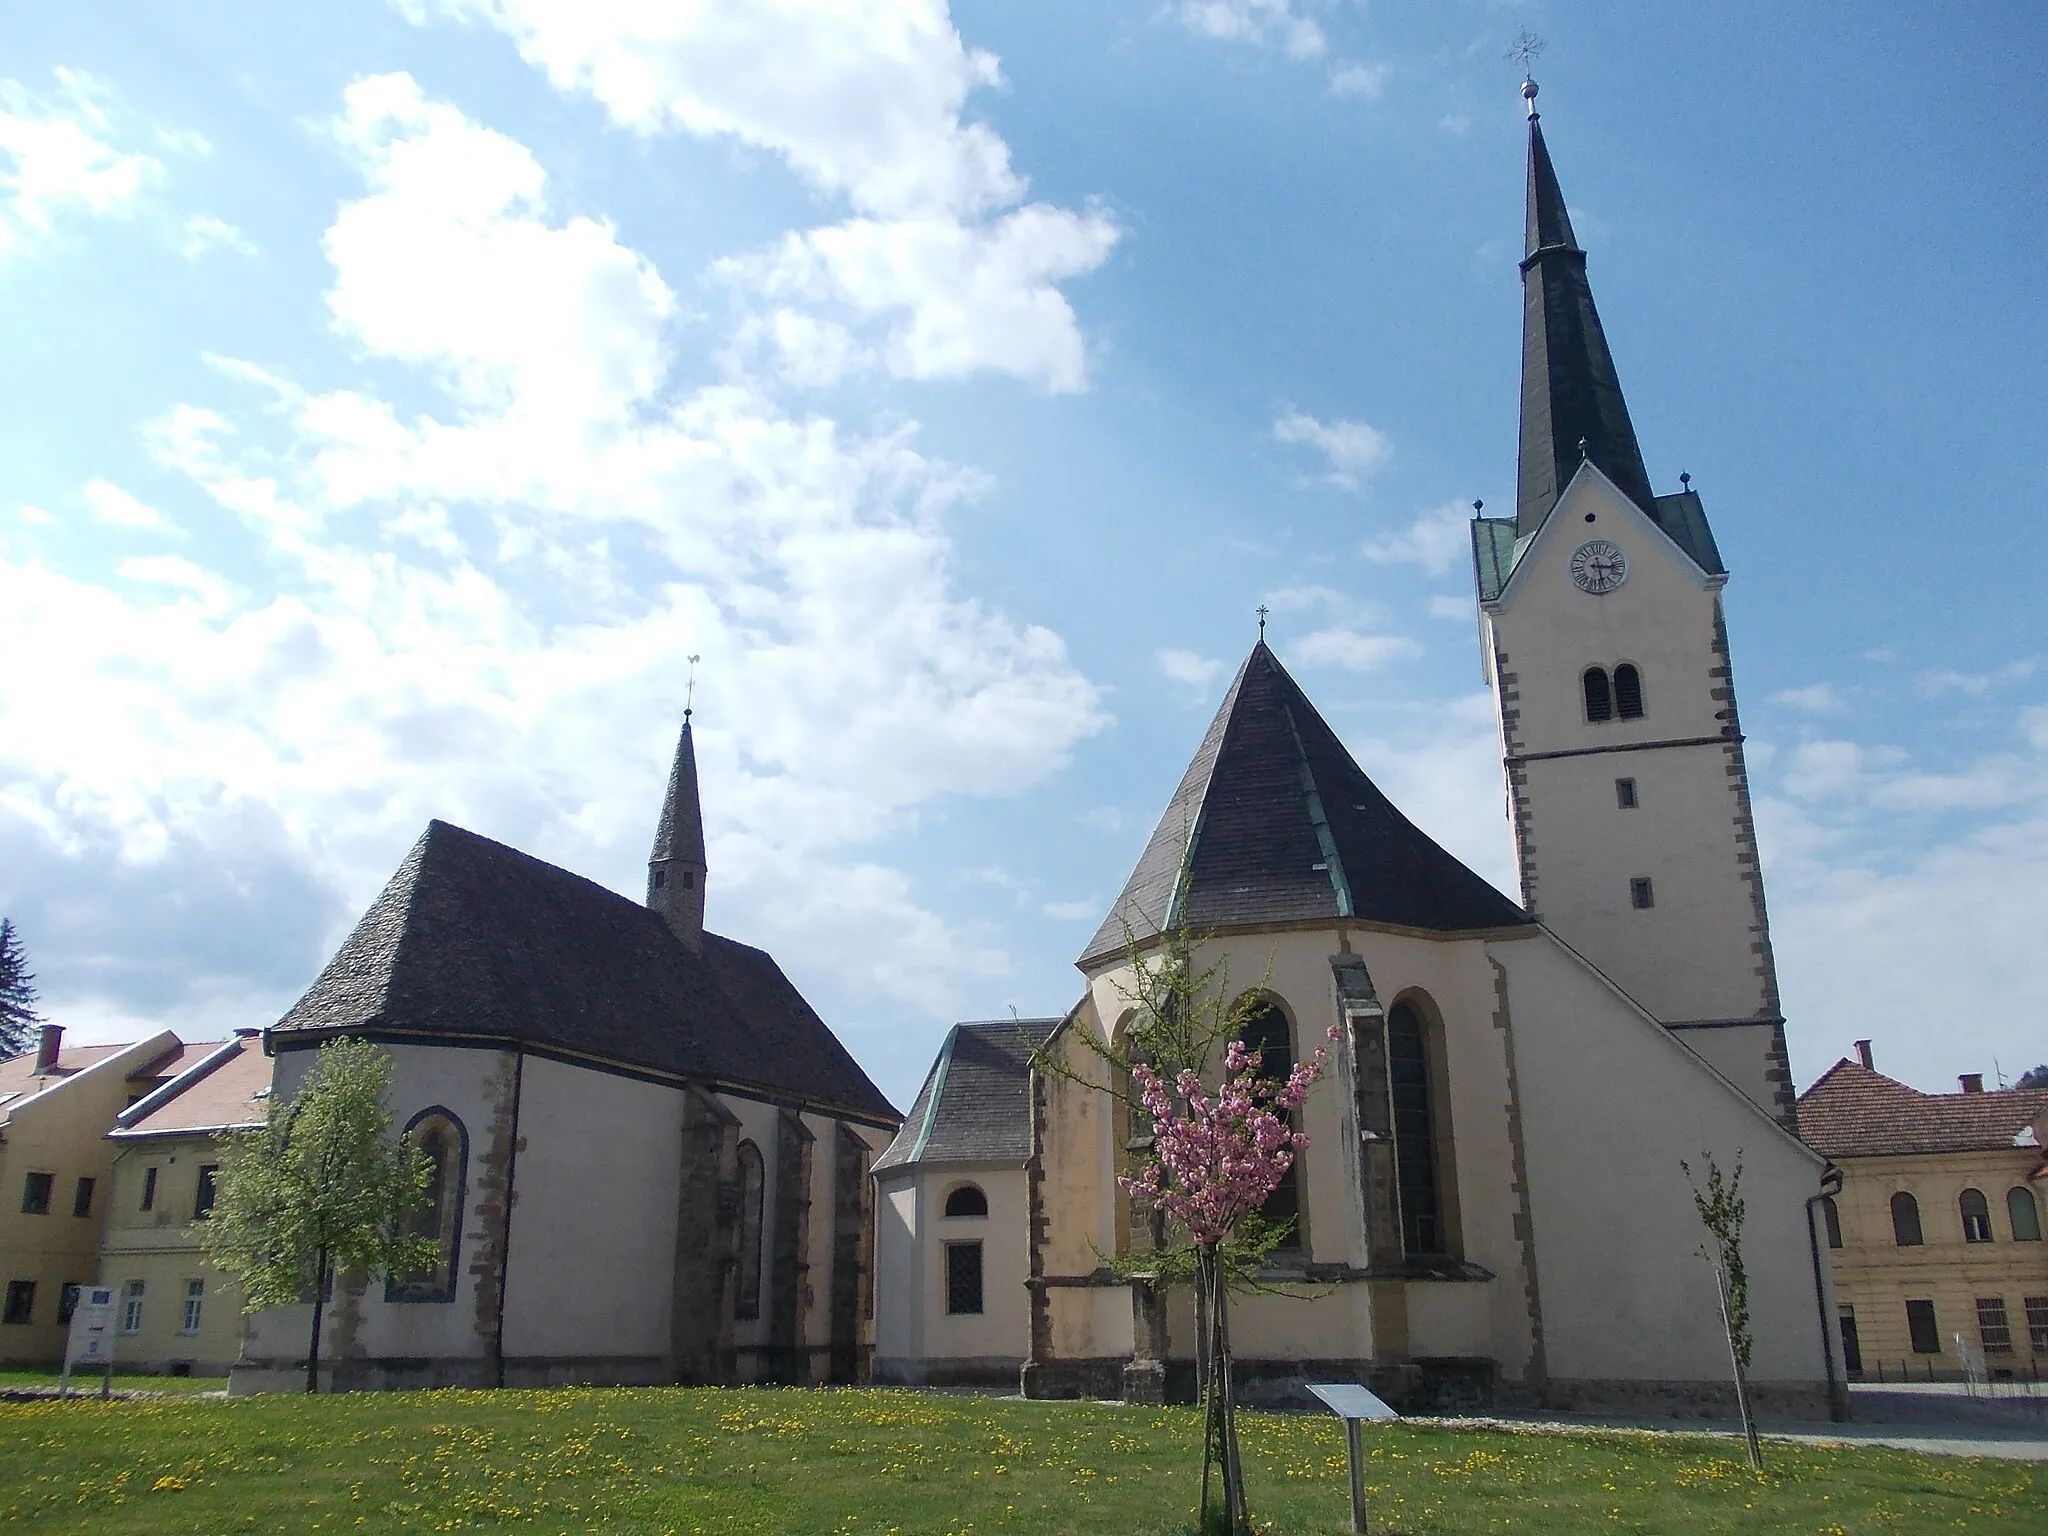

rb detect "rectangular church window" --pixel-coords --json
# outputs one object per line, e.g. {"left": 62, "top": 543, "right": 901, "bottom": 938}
{"left": 1905, "top": 1299, "right": 1941, "bottom": 1354}
{"left": 1630, "top": 877, "right": 1654, "bottom": 909}
{"left": 945, "top": 1241, "right": 983, "bottom": 1315}
{"left": 1615, "top": 777, "right": 1638, "bottom": 809}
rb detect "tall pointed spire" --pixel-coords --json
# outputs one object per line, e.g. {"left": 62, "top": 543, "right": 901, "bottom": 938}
{"left": 1515, "top": 88, "right": 1656, "bottom": 536}
{"left": 648, "top": 713, "right": 708, "bottom": 947}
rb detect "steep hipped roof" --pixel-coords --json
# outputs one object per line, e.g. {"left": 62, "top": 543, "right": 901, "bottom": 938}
{"left": 650, "top": 716, "right": 707, "bottom": 867}
{"left": 873, "top": 1018, "right": 1059, "bottom": 1173}
{"left": 1081, "top": 643, "right": 1528, "bottom": 967}
{"left": 272, "top": 820, "right": 897, "bottom": 1126}
{"left": 1797, "top": 1059, "right": 2048, "bottom": 1159}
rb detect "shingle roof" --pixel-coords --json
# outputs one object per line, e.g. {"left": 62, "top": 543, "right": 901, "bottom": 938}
{"left": 1080, "top": 643, "right": 1529, "bottom": 967}
{"left": 114, "top": 1038, "right": 272, "bottom": 1138}
{"left": 873, "top": 1019, "right": 1059, "bottom": 1172}
{"left": 1797, "top": 1059, "right": 2048, "bottom": 1159}
{"left": 650, "top": 717, "right": 707, "bottom": 866}
{"left": 271, "top": 820, "right": 898, "bottom": 1126}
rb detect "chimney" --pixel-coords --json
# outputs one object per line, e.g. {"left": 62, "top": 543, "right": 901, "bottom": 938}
{"left": 1959, "top": 1073, "right": 1984, "bottom": 1095}
{"left": 32, "top": 1024, "right": 63, "bottom": 1075}
{"left": 1853, "top": 1039, "right": 1873, "bottom": 1070}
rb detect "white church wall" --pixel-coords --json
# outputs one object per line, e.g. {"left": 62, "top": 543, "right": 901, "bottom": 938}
{"left": 874, "top": 1173, "right": 923, "bottom": 1369}
{"left": 1492, "top": 932, "right": 1829, "bottom": 1390}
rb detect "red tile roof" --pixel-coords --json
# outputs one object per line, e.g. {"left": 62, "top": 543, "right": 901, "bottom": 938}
{"left": 1798, "top": 1059, "right": 2048, "bottom": 1159}
{"left": 115, "top": 1040, "right": 273, "bottom": 1138}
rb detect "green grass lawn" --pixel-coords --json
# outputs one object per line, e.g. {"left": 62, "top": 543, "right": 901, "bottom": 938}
{"left": 0, "top": 1367, "right": 225, "bottom": 1396}
{"left": 0, "top": 1386, "right": 2039, "bottom": 1534}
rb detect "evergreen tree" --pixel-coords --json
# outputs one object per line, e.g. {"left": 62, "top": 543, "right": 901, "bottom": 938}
{"left": 0, "top": 917, "right": 43, "bottom": 1060}
{"left": 2016, "top": 1064, "right": 2048, "bottom": 1091}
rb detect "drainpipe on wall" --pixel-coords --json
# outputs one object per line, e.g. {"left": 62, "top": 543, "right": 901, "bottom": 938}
{"left": 1806, "top": 1163, "right": 1849, "bottom": 1423}
{"left": 492, "top": 1050, "right": 525, "bottom": 1390}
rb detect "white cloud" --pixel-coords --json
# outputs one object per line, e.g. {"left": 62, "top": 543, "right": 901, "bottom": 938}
{"left": 1769, "top": 682, "right": 1842, "bottom": 713}
{"left": 1339, "top": 689, "right": 1517, "bottom": 895}
{"left": 82, "top": 478, "right": 171, "bottom": 530}
{"left": 179, "top": 213, "right": 256, "bottom": 258}
{"left": 1041, "top": 897, "right": 1097, "bottom": 921}
{"left": 403, "top": 0, "right": 1117, "bottom": 392}
{"left": 1427, "top": 593, "right": 1470, "bottom": 621}
{"left": 1329, "top": 63, "right": 1389, "bottom": 100}
{"left": 1262, "top": 583, "right": 1345, "bottom": 612}
{"left": 17, "top": 505, "right": 54, "bottom": 526}
{"left": 1917, "top": 659, "right": 2037, "bottom": 698}
{"left": 1361, "top": 501, "right": 1468, "bottom": 574}
{"left": 115, "top": 555, "right": 241, "bottom": 617}
{"left": 1158, "top": 648, "right": 1226, "bottom": 690}
{"left": 1288, "top": 627, "right": 1418, "bottom": 672}
{"left": 1175, "top": 0, "right": 1325, "bottom": 59}
{"left": 0, "top": 69, "right": 162, "bottom": 254}
{"left": 1272, "top": 409, "right": 1390, "bottom": 491}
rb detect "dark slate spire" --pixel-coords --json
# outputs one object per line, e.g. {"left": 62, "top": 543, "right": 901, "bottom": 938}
{"left": 1079, "top": 643, "right": 1528, "bottom": 968}
{"left": 648, "top": 715, "right": 708, "bottom": 947}
{"left": 1516, "top": 108, "right": 1656, "bottom": 536}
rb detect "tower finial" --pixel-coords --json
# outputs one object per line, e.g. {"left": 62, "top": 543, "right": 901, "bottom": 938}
{"left": 1508, "top": 31, "right": 1546, "bottom": 119}
{"left": 684, "top": 654, "right": 700, "bottom": 719}
{"left": 1256, "top": 604, "right": 1269, "bottom": 639}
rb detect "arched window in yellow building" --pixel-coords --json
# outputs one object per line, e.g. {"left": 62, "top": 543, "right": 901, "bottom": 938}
{"left": 2008, "top": 1187, "right": 2042, "bottom": 1242}
{"left": 1889, "top": 1191, "right": 1922, "bottom": 1247}
{"left": 1960, "top": 1188, "right": 1994, "bottom": 1244}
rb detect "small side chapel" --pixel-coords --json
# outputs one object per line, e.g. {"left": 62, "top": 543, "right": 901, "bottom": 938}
{"left": 879, "top": 85, "right": 1841, "bottom": 1417}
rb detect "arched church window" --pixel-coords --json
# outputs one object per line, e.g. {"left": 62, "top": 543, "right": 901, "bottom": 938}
{"left": 1236, "top": 1001, "right": 1300, "bottom": 1251}
{"left": 1820, "top": 1195, "right": 1842, "bottom": 1249}
{"left": 1582, "top": 667, "right": 1613, "bottom": 722}
{"left": 1890, "top": 1191, "right": 1923, "bottom": 1247}
{"left": 1389, "top": 1002, "right": 1444, "bottom": 1257}
{"left": 944, "top": 1184, "right": 988, "bottom": 1218}
{"left": 2008, "top": 1187, "right": 2042, "bottom": 1242}
{"left": 387, "top": 1108, "right": 467, "bottom": 1303}
{"left": 735, "top": 1140, "right": 764, "bottom": 1320}
{"left": 1960, "top": 1188, "right": 1994, "bottom": 1244}
{"left": 1613, "top": 663, "right": 1645, "bottom": 719}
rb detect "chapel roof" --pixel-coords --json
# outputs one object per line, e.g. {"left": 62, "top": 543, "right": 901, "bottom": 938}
{"left": 271, "top": 820, "right": 898, "bottom": 1127}
{"left": 1797, "top": 1059, "right": 2048, "bottom": 1160}
{"left": 873, "top": 1018, "right": 1060, "bottom": 1172}
{"left": 1079, "top": 642, "right": 1529, "bottom": 968}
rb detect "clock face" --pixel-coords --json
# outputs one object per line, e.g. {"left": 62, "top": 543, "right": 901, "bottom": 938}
{"left": 1568, "top": 539, "right": 1628, "bottom": 594}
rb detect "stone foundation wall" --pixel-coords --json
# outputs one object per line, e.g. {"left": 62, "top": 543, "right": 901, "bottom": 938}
{"left": 229, "top": 1353, "right": 671, "bottom": 1395}
{"left": 1500, "top": 1376, "right": 1836, "bottom": 1421}
{"left": 873, "top": 1355, "right": 1024, "bottom": 1389}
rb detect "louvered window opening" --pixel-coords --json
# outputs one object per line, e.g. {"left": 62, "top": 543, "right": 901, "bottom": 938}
{"left": 1613, "top": 663, "right": 1644, "bottom": 719}
{"left": 1582, "top": 667, "right": 1612, "bottom": 722}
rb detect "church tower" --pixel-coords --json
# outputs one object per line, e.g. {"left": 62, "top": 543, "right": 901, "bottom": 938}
{"left": 1471, "top": 79, "right": 1795, "bottom": 1129}
{"left": 648, "top": 713, "right": 708, "bottom": 948}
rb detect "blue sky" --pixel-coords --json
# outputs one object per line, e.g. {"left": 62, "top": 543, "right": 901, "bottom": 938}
{"left": 3, "top": 1, "right": 2043, "bottom": 1109}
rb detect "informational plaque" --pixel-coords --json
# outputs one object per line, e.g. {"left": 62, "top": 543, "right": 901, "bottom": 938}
{"left": 59, "top": 1287, "right": 117, "bottom": 1398}
{"left": 1305, "top": 1382, "right": 1399, "bottom": 1533}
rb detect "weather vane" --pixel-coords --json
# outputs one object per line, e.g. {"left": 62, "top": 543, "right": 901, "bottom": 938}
{"left": 1256, "top": 604, "right": 1269, "bottom": 639}
{"left": 685, "top": 654, "right": 701, "bottom": 718}
{"left": 1508, "top": 30, "right": 1546, "bottom": 117}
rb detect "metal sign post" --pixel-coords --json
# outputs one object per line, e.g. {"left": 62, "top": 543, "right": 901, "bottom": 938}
{"left": 1305, "top": 1382, "right": 1399, "bottom": 1535}
{"left": 58, "top": 1287, "right": 117, "bottom": 1400}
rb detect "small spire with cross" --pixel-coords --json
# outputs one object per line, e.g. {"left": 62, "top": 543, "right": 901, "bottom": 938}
{"left": 1256, "top": 604, "right": 1269, "bottom": 640}
{"left": 1509, "top": 30, "right": 1546, "bottom": 118}
{"left": 684, "top": 654, "right": 701, "bottom": 719}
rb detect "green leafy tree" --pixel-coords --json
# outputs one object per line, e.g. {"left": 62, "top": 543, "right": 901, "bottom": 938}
{"left": 0, "top": 917, "right": 44, "bottom": 1060}
{"left": 199, "top": 1038, "right": 436, "bottom": 1392}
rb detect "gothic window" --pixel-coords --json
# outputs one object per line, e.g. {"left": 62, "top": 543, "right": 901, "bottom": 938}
{"left": 1613, "top": 663, "right": 1645, "bottom": 719}
{"left": 2009, "top": 1187, "right": 2042, "bottom": 1242}
{"left": 945, "top": 1240, "right": 984, "bottom": 1315}
{"left": 735, "top": 1139, "right": 764, "bottom": 1321}
{"left": 1960, "top": 1188, "right": 1993, "bottom": 1244}
{"left": 1890, "top": 1191, "right": 1923, "bottom": 1247}
{"left": 1389, "top": 1001, "right": 1445, "bottom": 1257}
{"left": 1236, "top": 1000, "right": 1300, "bottom": 1250}
{"left": 944, "top": 1184, "right": 988, "bottom": 1218}
{"left": 387, "top": 1108, "right": 467, "bottom": 1303}
{"left": 1582, "top": 667, "right": 1613, "bottom": 722}
{"left": 1820, "top": 1195, "right": 1842, "bottom": 1249}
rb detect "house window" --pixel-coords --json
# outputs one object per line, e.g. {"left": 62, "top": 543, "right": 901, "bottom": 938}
{"left": 1389, "top": 1000, "right": 1445, "bottom": 1258}
{"left": 1820, "top": 1195, "right": 1842, "bottom": 1249}
{"left": 1613, "top": 663, "right": 1645, "bottom": 719}
{"left": 1238, "top": 1001, "right": 1300, "bottom": 1250}
{"left": 194, "top": 1166, "right": 218, "bottom": 1220}
{"left": 21, "top": 1171, "right": 53, "bottom": 1215}
{"left": 141, "top": 1167, "right": 158, "bottom": 1211}
{"left": 1583, "top": 667, "right": 1613, "bottom": 722}
{"left": 944, "top": 1184, "right": 988, "bottom": 1218}
{"left": 1838, "top": 1305, "right": 1862, "bottom": 1375}
{"left": 2008, "top": 1187, "right": 2041, "bottom": 1242}
{"left": 182, "top": 1280, "right": 205, "bottom": 1335}
{"left": 121, "top": 1281, "right": 145, "bottom": 1334}
{"left": 1960, "top": 1188, "right": 1993, "bottom": 1244}
{"left": 58, "top": 1283, "right": 82, "bottom": 1325}
{"left": 1977, "top": 1296, "right": 2013, "bottom": 1354}
{"left": 2025, "top": 1296, "right": 2048, "bottom": 1353}
{"left": 1905, "top": 1299, "right": 1941, "bottom": 1354}
{"left": 734, "top": 1139, "right": 764, "bottom": 1321}
{"left": 1614, "top": 777, "right": 1638, "bottom": 809}
{"left": 388, "top": 1110, "right": 468, "bottom": 1303}
{"left": 1629, "top": 877, "right": 1655, "bottom": 910}
{"left": 945, "top": 1240, "right": 984, "bottom": 1315}
{"left": 1890, "top": 1191, "right": 1923, "bottom": 1246}
{"left": 73, "top": 1177, "right": 95, "bottom": 1218}
{"left": 3, "top": 1281, "right": 34, "bottom": 1325}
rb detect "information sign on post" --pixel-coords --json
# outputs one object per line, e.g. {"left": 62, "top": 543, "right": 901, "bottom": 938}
{"left": 1305, "top": 1382, "right": 1399, "bottom": 1535}
{"left": 59, "top": 1287, "right": 117, "bottom": 1400}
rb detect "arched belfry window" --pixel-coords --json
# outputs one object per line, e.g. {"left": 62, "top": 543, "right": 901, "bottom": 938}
{"left": 1960, "top": 1188, "right": 1994, "bottom": 1243}
{"left": 1388, "top": 1002, "right": 1444, "bottom": 1257}
{"left": 944, "top": 1184, "right": 988, "bottom": 1218}
{"left": 388, "top": 1107, "right": 468, "bottom": 1303}
{"left": 735, "top": 1140, "right": 765, "bottom": 1321}
{"left": 1890, "top": 1191, "right": 1923, "bottom": 1247}
{"left": 2009, "top": 1187, "right": 2042, "bottom": 1242}
{"left": 1236, "top": 1000, "right": 1300, "bottom": 1251}
{"left": 1583, "top": 667, "right": 1613, "bottom": 723}
{"left": 1613, "top": 663, "right": 1645, "bottom": 719}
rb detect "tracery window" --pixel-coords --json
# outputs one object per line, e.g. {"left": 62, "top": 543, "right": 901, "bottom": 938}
{"left": 1582, "top": 667, "right": 1613, "bottom": 722}
{"left": 387, "top": 1108, "right": 467, "bottom": 1303}
{"left": 1389, "top": 1001, "right": 1444, "bottom": 1257}
{"left": 735, "top": 1140, "right": 764, "bottom": 1321}
{"left": 1890, "top": 1191, "right": 1923, "bottom": 1247}
{"left": 1960, "top": 1188, "right": 1994, "bottom": 1244}
{"left": 1236, "top": 1000, "right": 1300, "bottom": 1251}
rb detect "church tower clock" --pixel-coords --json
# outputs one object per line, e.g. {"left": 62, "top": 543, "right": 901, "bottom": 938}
{"left": 1470, "top": 79, "right": 1796, "bottom": 1129}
